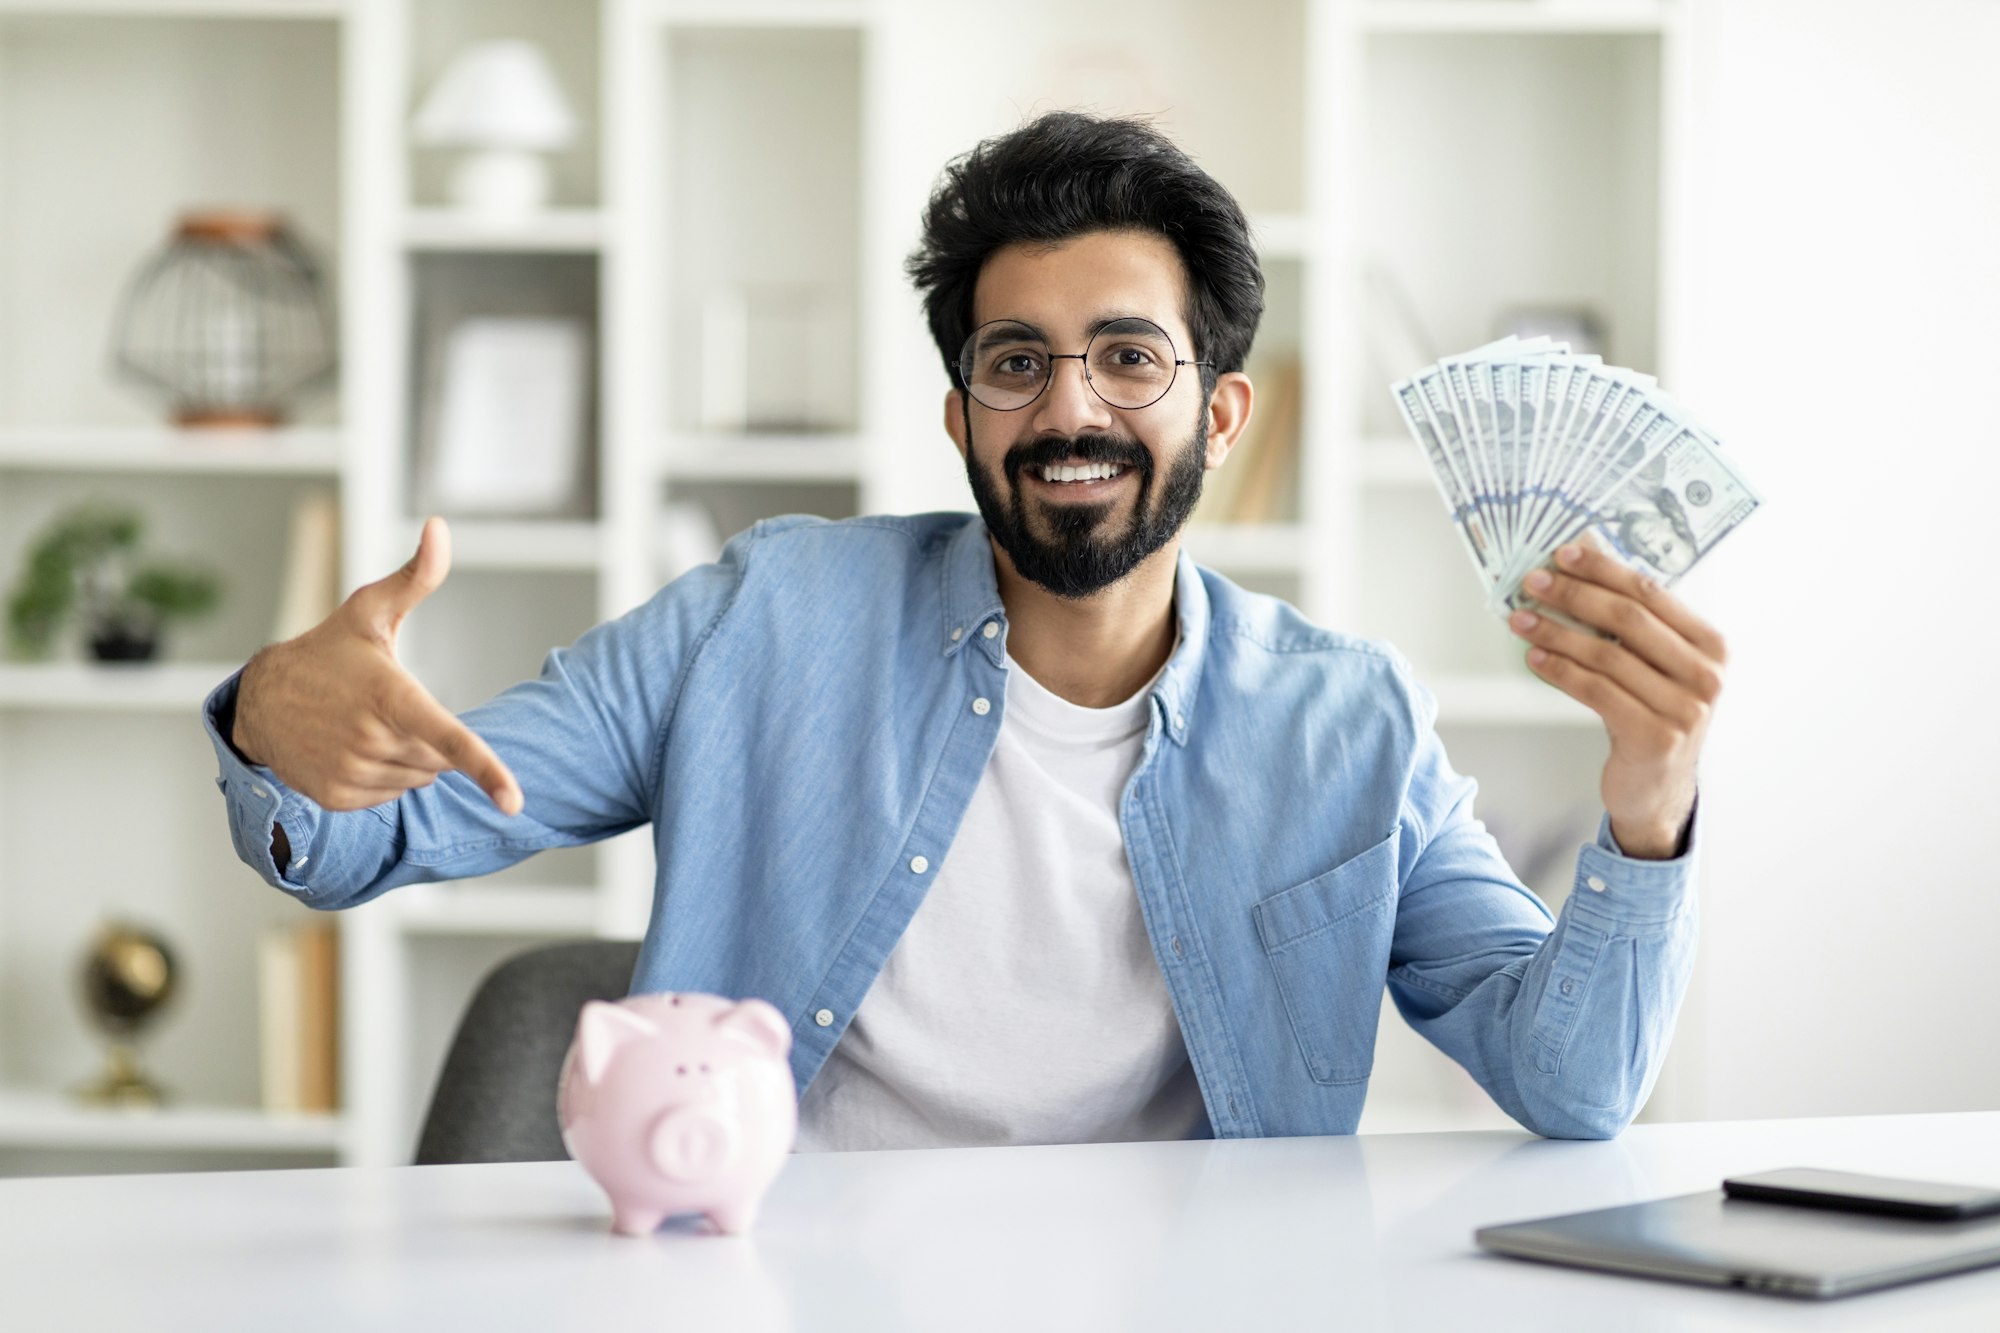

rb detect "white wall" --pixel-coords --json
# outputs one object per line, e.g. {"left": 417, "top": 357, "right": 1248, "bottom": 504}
{"left": 1678, "top": 0, "right": 2000, "bottom": 1118}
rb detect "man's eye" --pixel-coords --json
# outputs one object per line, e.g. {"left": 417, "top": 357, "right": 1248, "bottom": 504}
{"left": 995, "top": 353, "right": 1041, "bottom": 376}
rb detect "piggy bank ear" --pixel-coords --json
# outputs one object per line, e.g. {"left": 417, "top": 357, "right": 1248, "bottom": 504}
{"left": 715, "top": 998, "right": 793, "bottom": 1060}
{"left": 574, "top": 1000, "right": 656, "bottom": 1085}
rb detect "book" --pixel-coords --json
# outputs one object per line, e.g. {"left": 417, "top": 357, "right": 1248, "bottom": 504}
{"left": 258, "top": 919, "right": 340, "bottom": 1113}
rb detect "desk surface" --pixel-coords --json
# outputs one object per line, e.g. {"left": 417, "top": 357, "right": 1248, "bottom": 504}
{"left": 5, "top": 1111, "right": 2000, "bottom": 1331}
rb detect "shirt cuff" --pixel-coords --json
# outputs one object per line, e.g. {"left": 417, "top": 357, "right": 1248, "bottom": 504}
{"left": 202, "top": 667, "right": 323, "bottom": 895}
{"left": 1570, "top": 795, "right": 1700, "bottom": 931}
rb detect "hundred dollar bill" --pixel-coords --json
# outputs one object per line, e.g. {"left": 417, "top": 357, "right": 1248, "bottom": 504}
{"left": 1585, "top": 427, "right": 1763, "bottom": 585}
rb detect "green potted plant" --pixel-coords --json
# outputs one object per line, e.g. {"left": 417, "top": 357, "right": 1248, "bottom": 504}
{"left": 6, "top": 503, "right": 222, "bottom": 663}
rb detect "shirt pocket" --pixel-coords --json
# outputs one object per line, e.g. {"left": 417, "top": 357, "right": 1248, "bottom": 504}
{"left": 1251, "top": 832, "right": 1399, "bottom": 1086}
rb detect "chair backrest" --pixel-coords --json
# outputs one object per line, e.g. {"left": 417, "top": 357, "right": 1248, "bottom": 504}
{"left": 413, "top": 938, "right": 642, "bottom": 1165}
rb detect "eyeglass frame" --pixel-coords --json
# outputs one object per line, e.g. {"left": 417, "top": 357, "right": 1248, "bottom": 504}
{"left": 953, "top": 315, "right": 1214, "bottom": 413}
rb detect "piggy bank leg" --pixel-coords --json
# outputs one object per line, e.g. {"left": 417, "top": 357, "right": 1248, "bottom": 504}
{"left": 610, "top": 1201, "right": 667, "bottom": 1237}
{"left": 705, "top": 1199, "right": 760, "bottom": 1235}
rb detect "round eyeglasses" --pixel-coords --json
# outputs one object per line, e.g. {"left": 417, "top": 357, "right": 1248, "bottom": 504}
{"left": 956, "top": 316, "right": 1211, "bottom": 412}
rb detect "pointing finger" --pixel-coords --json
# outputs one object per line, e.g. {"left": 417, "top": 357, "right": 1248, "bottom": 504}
{"left": 385, "top": 684, "right": 524, "bottom": 817}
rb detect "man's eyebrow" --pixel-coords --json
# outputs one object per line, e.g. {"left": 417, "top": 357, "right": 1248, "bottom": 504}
{"left": 974, "top": 312, "right": 1159, "bottom": 347}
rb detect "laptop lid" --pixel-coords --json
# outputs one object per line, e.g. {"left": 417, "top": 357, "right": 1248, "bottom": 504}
{"left": 1476, "top": 1189, "right": 2000, "bottom": 1299}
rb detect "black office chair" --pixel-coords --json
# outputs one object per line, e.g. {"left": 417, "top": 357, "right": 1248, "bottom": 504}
{"left": 413, "top": 938, "right": 642, "bottom": 1165}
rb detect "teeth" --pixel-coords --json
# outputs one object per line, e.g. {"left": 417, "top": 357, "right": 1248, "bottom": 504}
{"left": 1040, "top": 462, "right": 1124, "bottom": 483}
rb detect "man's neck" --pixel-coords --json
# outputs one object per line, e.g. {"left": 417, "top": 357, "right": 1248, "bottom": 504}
{"left": 989, "top": 537, "right": 1181, "bottom": 708}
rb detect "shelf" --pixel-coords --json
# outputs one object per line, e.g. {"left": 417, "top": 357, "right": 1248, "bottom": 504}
{"left": 405, "top": 518, "right": 602, "bottom": 572}
{"left": 1428, "top": 673, "right": 1600, "bottom": 727}
{"left": 0, "top": 426, "right": 342, "bottom": 476}
{"left": 1182, "top": 523, "right": 1306, "bottom": 573}
{"left": 0, "top": 0, "right": 344, "bottom": 17}
{"left": 0, "top": 662, "right": 234, "bottom": 711}
{"left": 401, "top": 209, "right": 609, "bottom": 254}
{"left": 0, "top": 1088, "right": 343, "bottom": 1152}
{"left": 388, "top": 883, "right": 601, "bottom": 937}
{"left": 1358, "top": 0, "right": 1676, "bottom": 34}
{"left": 663, "top": 433, "right": 863, "bottom": 483}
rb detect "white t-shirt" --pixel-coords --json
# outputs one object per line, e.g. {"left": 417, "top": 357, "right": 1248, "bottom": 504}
{"left": 793, "top": 641, "right": 1206, "bottom": 1152}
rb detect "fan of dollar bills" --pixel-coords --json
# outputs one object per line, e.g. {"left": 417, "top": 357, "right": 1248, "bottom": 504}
{"left": 1390, "top": 335, "right": 1762, "bottom": 622}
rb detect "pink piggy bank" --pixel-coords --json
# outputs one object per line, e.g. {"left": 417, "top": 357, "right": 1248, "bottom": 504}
{"left": 557, "top": 992, "right": 798, "bottom": 1236}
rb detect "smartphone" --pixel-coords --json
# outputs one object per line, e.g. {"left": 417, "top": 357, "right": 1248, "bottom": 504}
{"left": 1722, "top": 1167, "right": 2000, "bottom": 1221}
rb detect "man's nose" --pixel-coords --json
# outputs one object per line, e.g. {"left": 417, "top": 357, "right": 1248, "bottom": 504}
{"left": 1028, "top": 355, "right": 1116, "bottom": 438}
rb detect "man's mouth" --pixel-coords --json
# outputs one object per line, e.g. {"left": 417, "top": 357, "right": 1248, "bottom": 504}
{"left": 1027, "top": 459, "right": 1131, "bottom": 490}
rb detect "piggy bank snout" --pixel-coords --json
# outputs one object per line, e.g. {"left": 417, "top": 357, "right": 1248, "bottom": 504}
{"left": 650, "top": 1106, "right": 740, "bottom": 1184}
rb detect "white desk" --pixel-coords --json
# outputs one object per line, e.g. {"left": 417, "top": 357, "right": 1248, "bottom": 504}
{"left": 4, "top": 1111, "right": 1999, "bottom": 1331}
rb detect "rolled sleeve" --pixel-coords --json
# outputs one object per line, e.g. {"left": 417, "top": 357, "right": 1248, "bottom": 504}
{"left": 201, "top": 668, "right": 328, "bottom": 899}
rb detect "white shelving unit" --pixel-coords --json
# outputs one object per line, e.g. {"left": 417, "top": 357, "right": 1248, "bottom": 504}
{"left": 0, "top": 0, "right": 1697, "bottom": 1172}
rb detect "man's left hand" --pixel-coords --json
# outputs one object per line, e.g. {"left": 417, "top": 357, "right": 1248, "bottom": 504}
{"left": 1507, "top": 537, "right": 1727, "bottom": 860}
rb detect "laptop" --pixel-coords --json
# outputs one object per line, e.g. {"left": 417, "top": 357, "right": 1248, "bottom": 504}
{"left": 1475, "top": 1189, "right": 2000, "bottom": 1298}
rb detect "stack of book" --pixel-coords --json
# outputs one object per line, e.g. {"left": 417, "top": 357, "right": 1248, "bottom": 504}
{"left": 258, "top": 919, "right": 339, "bottom": 1113}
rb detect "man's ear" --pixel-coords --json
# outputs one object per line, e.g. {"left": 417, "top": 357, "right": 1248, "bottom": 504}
{"left": 1203, "top": 371, "right": 1254, "bottom": 470}
{"left": 943, "top": 387, "right": 969, "bottom": 461}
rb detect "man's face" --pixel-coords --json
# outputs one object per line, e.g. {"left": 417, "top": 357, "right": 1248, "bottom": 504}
{"left": 1620, "top": 511, "right": 1694, "bottom": 575}
{"left": 948, "top": 230, "right": 1214, "bottom": 600}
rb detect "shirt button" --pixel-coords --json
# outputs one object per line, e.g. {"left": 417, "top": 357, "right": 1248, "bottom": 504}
{"left": 295, "top": 855, "right": 309, "bottom": 868}
{"left": 1586, "top": 875, "right": 1608, "bottom": 893}
{"left": 1174, "top": 713, "right": 1186, "bottom": 730}
{"left": 1560, "top": 978, "right": 1575, "bottom": 996}
{"left": 910, "top": 855, "right": 929, "bottom": 874}
{"left": 252, "top": 785, "right": 268, "bottom": 798}
{"left": 972, "top": 697, "right": 991, "bottom": 716}
{"left": 950, "top": 627, "right": 963, "bottom": 642}
{"left": 982, "top": 622, "right": 999, "bottom": 640}
{"left": 1170, "top": 935, "right": 1184, "bottom": 957}
{"left": 814, "top": 1009, "right": 834, "bottom": 1028}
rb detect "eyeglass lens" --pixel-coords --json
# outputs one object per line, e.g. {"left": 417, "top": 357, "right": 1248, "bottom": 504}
{"left": 958, "top": 317, "right": 1182, "bottom": 411}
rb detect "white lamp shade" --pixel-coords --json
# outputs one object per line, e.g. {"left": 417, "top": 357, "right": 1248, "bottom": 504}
{"left": 412, "top": 39, "right": 579, "bottom": 150}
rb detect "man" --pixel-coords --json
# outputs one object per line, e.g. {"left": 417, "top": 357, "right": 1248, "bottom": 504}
{"left": 206, "top": 113, "right": 1724, "bottom": 1148}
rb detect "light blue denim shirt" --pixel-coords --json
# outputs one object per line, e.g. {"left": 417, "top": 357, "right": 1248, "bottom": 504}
{"left": 203, "top": 512, "right": 1698, "bottom": 1141}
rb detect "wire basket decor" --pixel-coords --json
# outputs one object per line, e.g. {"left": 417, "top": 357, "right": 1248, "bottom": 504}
{"left": 109, "top": 210, "right": 337, "bottom": 428}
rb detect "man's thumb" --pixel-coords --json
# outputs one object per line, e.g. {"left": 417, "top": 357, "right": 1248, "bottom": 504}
{"left": 377, "top": 516, "right": 452, "bottom": 625}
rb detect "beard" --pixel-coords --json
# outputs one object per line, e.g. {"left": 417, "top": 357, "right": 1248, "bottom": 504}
{"left": 964, "top": 406, "right": 1209, "bottom": 600}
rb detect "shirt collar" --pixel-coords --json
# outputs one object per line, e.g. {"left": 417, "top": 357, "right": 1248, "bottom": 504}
{"left": 938, "top": 515, "right": 1209, "bottom": 748}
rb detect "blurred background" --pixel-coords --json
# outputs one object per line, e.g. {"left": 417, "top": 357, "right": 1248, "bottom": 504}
{"left": 0, "top": 0, "right": 1993, "bottom": 1176}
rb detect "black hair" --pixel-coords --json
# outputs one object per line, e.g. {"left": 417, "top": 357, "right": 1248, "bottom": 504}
{"left": 906, "top": 111, "right": 1265, "bottom": 398}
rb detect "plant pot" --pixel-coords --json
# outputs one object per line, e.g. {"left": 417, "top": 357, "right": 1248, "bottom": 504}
{"left": 88, "top": 624, "right": 159, "bottom": 663}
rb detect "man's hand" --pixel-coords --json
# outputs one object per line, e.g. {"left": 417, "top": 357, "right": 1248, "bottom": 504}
{"left": 232, "top": 516, "right": 524, "bottom": 816}
{"left": 1506, "top": 536, "right": 1726, "bottom": 859}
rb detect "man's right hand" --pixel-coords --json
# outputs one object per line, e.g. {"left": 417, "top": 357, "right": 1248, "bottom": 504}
{"left": 232, "top": 516, "right": 525, "bottom": 817}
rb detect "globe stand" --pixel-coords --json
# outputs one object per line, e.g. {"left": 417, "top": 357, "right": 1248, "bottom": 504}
{"left": 74, "top": 1039, "right": 168, "bottom": 1109}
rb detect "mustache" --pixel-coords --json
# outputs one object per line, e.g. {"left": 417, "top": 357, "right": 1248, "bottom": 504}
{"left": 1003, "top": 434, "right": 1151, "bottom": 479}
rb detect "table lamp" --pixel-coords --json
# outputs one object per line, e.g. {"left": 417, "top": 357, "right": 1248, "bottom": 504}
{"left": 412, "top": 39, "right": 578, "bottom": 215}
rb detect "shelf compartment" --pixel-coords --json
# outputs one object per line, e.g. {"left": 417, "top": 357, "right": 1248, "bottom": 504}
{"left": 0, "top": 426, "right": 341, "bottom": 475}
{"left": 0, "top": 11, "right": 342, "bottom": 429}
{"left": 0, "top": 1086, "right": 344, "bottom": 1152}
{"left": 662, "top": 24, "right": 863, "bottom": 437}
